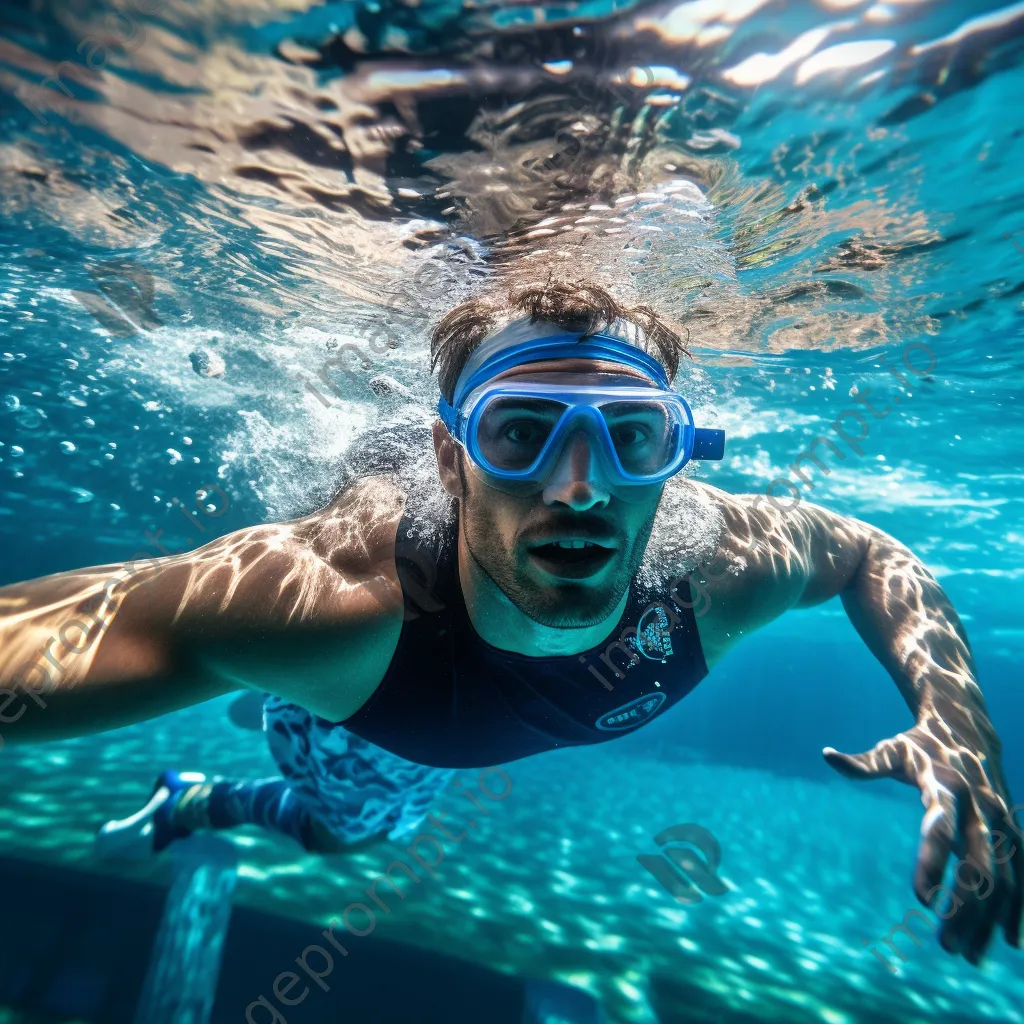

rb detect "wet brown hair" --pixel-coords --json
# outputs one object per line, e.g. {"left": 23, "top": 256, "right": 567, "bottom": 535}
{"left": 430, "top": 280, "right": 691, "bottom": 403}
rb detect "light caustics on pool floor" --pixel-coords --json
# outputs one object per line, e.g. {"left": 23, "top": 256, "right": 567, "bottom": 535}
{"left": 0, "top": 699, "right": 1022, "bottom": 1024}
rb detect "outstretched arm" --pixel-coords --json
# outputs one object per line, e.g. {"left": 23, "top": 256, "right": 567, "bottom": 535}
{"left": 827, "top": 521, "right": 1022, "bottom": 964}
{"left": 0, "top": 479, "right": 406, "bottom": 744}
{"left": 694, "top": 489, "right": 1022, "bottom": 964}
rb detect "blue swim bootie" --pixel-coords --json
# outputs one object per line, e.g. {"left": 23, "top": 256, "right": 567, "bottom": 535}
{"left": 95, "top": 770, "right": 207, "bottom": 859}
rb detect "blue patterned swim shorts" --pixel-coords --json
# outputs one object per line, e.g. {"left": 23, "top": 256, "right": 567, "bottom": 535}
{"left": 263, "top": 696, "right": 455, "bottom": 844}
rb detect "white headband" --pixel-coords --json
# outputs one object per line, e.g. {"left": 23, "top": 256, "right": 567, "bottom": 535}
{"left": 452, "top": 316, "right": 650, "bottom": 399}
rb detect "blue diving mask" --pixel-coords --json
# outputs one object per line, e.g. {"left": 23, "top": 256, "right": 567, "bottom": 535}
{"left": 436, "top": 329, "right": 725, "bottom": 491}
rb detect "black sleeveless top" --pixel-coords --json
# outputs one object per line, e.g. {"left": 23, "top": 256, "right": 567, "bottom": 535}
{"left": 340, "top": 510, "right": 709, "bottom": 768}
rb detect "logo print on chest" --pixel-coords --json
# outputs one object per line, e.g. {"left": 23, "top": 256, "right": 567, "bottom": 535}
{"left": 635, "top": 605, "right": 674, "bottom": 662}
{"left": 595, "top": 691, "right": 667, "bottom": 731}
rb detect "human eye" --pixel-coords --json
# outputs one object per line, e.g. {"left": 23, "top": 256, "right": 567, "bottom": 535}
{"left": 477, "top": 397, "right": 562, "bottom": 470}
{"left": 611, "top": 421, "right": 653, "bottom": 447}
{"left": 503, "top": 419, "right": 544, "bottom": 444}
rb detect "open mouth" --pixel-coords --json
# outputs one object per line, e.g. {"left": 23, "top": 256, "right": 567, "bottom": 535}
{"left": 527, "top": 539, "right": 617, "bottom": 579}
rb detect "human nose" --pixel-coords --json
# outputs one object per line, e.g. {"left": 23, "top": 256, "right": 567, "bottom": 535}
{"left": 541, "top": 431, "right": 611, "bottom": 511}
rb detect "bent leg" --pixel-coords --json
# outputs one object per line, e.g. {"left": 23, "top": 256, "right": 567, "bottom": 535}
{"left": 101, "top": 697, "right": 458, "bottom": 860}
{"left": 172, "top": 776, "right": 323, "bottom": 851}
{"left": 98, "top": 770, "right": 332, "bottom": 858}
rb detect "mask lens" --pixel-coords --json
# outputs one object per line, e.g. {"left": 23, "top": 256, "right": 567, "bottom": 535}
{"left": 601, "top": 400, "right": 679, "bottom": 476}
{"left": 476, "top": 396, "right": 567, "bottom": 472}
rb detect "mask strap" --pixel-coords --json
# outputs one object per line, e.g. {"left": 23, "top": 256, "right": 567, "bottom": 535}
{"left": 454, "top": 335, "right": 667, "bottom": 402}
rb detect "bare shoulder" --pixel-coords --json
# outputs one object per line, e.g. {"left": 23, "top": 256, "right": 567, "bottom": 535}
{"left": 292, "top": 475, "right": 409, "bottom": 585}
{"left": 689, "top": 483, "right": 872, "bottom": 581}
{"left": 159, "top": 474, "right": 412, "bottom": 720}
{"left": 685, "top": 483, "right": 874, "bottom": 666}
{"left": 158, "top": 474, "right": 409, "bottom": 625}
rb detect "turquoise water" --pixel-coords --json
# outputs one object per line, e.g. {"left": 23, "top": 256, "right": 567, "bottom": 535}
{"left": 1, "top": 0, "right": 1023, "bottom": 1021}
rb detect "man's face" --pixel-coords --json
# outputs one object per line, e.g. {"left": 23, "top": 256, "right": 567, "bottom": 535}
{"left": 436, "top": 358, "right": 665, "bottom": 628}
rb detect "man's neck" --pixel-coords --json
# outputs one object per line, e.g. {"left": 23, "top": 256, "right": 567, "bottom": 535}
{"left": 457, "top": 533, "right": 629, "bottom": 657}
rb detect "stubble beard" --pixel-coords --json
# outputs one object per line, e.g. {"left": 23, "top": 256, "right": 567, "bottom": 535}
{"left": 459, "top": 487, "right": 658, "bottom": 630}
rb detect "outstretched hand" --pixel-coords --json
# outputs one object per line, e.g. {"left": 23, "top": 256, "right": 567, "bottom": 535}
{"left": 824, "top": 716, "right": 1023, "bottom": 965}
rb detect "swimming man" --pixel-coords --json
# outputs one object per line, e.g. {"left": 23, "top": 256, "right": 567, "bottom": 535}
{"left": 0, "top": 279, "right": 1019, "bottom": 966}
